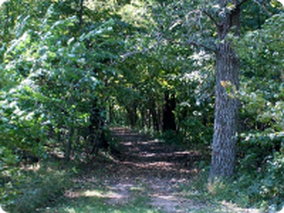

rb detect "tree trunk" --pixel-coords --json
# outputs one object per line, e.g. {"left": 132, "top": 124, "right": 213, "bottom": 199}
{"left": 209, "top": 2, "right": 241, "bottom": 179}
{"left": 162, "top": 91, "right": 176, "bottom": 132}
{"left": 126, "top": 104, "right": 138, "bottom": 127}
{"left": 78, "top": 0, "right": 84, "bottom": 27}
{"left": 147, "top": 109, "right": 151, "bottom": 129}
{"left": 65, "top": 126, "right": 74, "bottom": 161}
{"left": 89, "top": 100, "right": 108, "bottom": 154}
{"left": 140, "top": 108, "right": 145, "bottom": 127}
{"left": 150, "top": 99, "right": 160, "bottom": 132}
{"left": 108, "top": 101, "right": 113, "bottom": 124}
{"left": 158, "top": 105, "right": 163, "bottom": 131}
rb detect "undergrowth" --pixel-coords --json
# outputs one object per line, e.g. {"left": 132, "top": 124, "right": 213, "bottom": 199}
{"left": 1, "top": 159, "right": 76, "bottom": 213}
{"left": 184, "top": 151, "right": 284, "bottom": 213}
{"left": 41, "top": 183, "right": 162, "bottom": 213}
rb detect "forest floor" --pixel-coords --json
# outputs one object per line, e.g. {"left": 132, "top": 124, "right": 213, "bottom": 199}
{"left": 43, "top": 127, "right": 261, "bottom": 213}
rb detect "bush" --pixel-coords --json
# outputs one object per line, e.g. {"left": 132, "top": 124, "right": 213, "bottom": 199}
{"left": 1, "top": 160, "right": 73, "bottom": 213}
{"left": 159, "top": 130, "right": 184, "bottom": 144}
{"left": 257, "top": 151, "right": 284, "bottom": 210}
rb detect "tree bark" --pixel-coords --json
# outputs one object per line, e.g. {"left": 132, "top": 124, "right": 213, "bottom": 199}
{"left": 108, "top": 101, "right": 113, "bottom": 124}
{"left": 162, "top": 91, "right": 176, "bottom": 132}
{"left": 147, "top": 109, "right": 151, "bottom": 129}
{"left": 209, "top": 1, "right": 241, "bottom": 179}
{"left": 126, "top": 103, "right": 138, "bottom": 127}
{"left": 150, "top": 99, "right": 160, "bottom": 132}
{"left": 79, "top": 0, "right": 84, "bottom": 27}
{"left": 65, "top": 126, "right": 74, "bottom": 161}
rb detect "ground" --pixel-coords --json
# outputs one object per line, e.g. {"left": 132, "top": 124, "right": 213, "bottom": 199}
{"left": 43, "top": 127, "right": 261, "bottom": 213}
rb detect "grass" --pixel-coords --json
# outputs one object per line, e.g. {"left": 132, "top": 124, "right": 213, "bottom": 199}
{"left": 1, "top": 152, "right": 267, "bottom": 213}
{"left": 2, "top": 133, "right": 280, "bottom": 213}
{"left": 41, "top": 188, "right": 162, "bottom": 213}
{"left": 40, "top": 172, "right": 251, "bottom": 213}
{"left": 1, "top": 159, "right": 75, "bottom": 213}
{"left": 1, "top": 159, "right": 265, "bottom": 213}
{"left": 175, "top": 171, "right": 266, "bottom": 213}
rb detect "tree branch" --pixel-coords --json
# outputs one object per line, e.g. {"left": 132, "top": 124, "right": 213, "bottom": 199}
{"left": 202, "top": 10, "right": 219, "bottom": 27}
{"left": 119, "top": 48, "right": 149, "bottom": 61}
{"left": 237, "top": 0, "right": 250, "bottom": 8}
{"left": 185, "top": 40, "right": 217, "bottom": 53}
{"left": 79, "top": 0, "right": 84, "bottom": 27}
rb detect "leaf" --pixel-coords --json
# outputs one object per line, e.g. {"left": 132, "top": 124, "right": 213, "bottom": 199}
{"left": 72, "top": 167, "right": 78, "bottom": 174}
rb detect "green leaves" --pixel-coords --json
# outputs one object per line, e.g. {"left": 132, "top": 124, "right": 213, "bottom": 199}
{"left": 238, "top": 12, "right": 284, "bottom": 138}
{"left": 0, "top": 0, "right": 134, "bottom": 169}
{"left": 271, "top": 0, "right": 284, "bottom": 8}
{"left": 80, "top": 19, "right": 115, "bottom": 41}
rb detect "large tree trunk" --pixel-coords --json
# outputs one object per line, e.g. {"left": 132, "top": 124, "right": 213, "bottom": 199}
{"left": 209, "top": 1, "right": 241, "bottom": 179}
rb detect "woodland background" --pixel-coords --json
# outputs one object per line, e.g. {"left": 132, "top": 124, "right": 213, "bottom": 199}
{"left": 0, "top": 0, "right": 283, "bottom": 212}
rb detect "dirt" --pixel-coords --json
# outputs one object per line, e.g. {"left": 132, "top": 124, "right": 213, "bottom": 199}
{"left": 68, "top": 127, "right": 261, "bottom": 213}
{"left": 75, "top": 128, "right": 200, "bottom": 212}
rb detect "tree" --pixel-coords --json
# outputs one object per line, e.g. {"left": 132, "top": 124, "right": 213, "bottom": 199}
{"left": 209, "top": 0, "right": 282, "bottom": 179}
{"left": 149, "top": 0, "right": 243, "bottom": 178}
{"left": 209, "top": 0, "right": 244, "bottom": 179}
{"left": 0, "top": 0, "right": 131, "bottom": 161}
{"left": 162, "top": 91, "right": 176, "bottom": 131}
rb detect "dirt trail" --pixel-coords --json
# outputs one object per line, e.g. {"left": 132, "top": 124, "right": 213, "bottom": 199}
{"left": 73, "top": 127, "right": 260, "bottom": 213}
{"left": 108, "top": 128, "right": 200, "bottom": 212}
{"left": 84, "top": 127, "right": 203, "bottom": 212}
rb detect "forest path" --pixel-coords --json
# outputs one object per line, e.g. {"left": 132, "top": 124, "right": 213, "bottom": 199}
{"left": 56, "top": 127, "right": 260, "bottom": 213}
{"left": 77, "top": 127, "right": 205, "bottom": 213}
{"left": 103, "top": 127, "right": 201, "bottom": 212}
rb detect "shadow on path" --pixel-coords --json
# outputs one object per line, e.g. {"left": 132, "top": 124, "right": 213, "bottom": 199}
{"left": 58, "top": 127, "right": 260, "bottom": 213}
{"left": 83, "top": 127, "right": 203, "bottom": 212}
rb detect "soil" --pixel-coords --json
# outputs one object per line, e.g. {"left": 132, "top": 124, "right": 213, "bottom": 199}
{"left": 67, "top": 127, "right": 261, "bottom": 213}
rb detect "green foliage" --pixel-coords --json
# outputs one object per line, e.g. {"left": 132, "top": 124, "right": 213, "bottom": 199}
{"left": 0, "top": 0, "right": 128, "bottom": 160}
{"left": 258, "top": 152, "right": 284, "bottom": 209}
{"left": 158, "top": 130, "right": 184, "bottom": 144}
{"left": 0, "top": 0, "right": 130, "bottom": 209}
{"left": 1, "top": 161, "right": 73, "bottom": 213}
{"left": 172, "top": 8, "right": 284, "bottom": 211}
{"left": 214, "top": 151, "right": 284, "bottom": 211}
{"left": 187, "top": 154, "right": 284, "bottom": 211}
{"left": 43, "top": 193, "right": 161, "bottom": 213}
{"left": 271, "top": 0, "right": 284, "bottom": 9}
{"left": 0, "top": 0, "right": 284, "bottom": 211}
{"left": 229, "top": 12, "right": 284, "bottom": 210}
{"left": 237, "top": 12, "right": 284, "bottom": 173}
